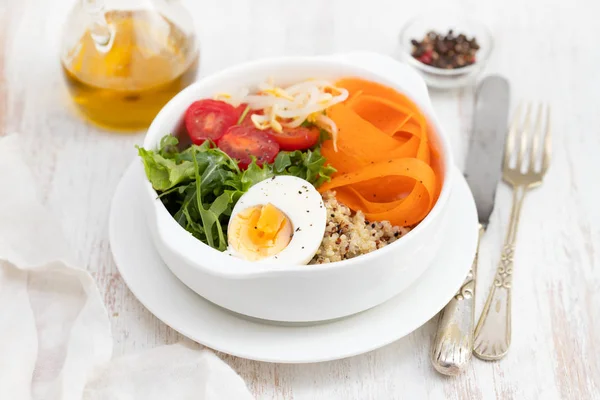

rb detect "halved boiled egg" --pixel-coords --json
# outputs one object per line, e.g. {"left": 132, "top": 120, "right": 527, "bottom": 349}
{"left": 227, "top": 176, "right": 326, "bottom": 265}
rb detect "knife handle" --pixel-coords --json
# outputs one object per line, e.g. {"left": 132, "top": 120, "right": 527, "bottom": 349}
{"left": 431, "top": 225, "right": 484, "bottom": 375}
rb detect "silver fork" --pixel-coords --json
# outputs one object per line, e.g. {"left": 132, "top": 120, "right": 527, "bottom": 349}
{"left": 473, "top": 103, "right": 552, "bottom": 360}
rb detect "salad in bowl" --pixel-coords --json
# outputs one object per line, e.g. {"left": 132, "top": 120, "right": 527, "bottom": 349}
{"left": 137, "top": 55, "right": 453, "bottom": 322}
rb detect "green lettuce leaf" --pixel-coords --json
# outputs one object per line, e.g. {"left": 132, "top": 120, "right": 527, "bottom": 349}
{"left": 137, "top": 146, "right": 195, "bottom": 191}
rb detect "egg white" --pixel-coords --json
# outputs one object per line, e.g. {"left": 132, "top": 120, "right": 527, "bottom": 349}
{"left": 227, "top": 175, "right": 327, "bottom": 265}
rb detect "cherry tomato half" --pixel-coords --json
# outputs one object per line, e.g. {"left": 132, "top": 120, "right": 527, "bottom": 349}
{"left": 184, "top": 99, "right": 238, "bottom": 144}
{"left": 217, "top": 125, "right": 280, "bottom": 169}
{"left": 238, "top": 111, "right": 319, "bottom": 151}
{"left": 269, "top": 126, "right": 321, "bottom": 151}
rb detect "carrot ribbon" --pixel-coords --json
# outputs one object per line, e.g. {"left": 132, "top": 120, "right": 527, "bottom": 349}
{"left": 318, "top": 78, "right": 441, "bottom": 226}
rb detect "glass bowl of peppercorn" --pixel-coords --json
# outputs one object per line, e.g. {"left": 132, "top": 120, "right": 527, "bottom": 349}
{"left": 397, "top": 13, "right": 493, "bottom": 89}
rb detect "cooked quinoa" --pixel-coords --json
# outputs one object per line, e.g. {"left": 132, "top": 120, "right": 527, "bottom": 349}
{"left": 309, "top": 191, "right": 411, "bottom": 264}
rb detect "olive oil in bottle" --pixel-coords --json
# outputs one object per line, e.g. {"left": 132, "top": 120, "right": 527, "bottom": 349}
{"left": 61, "top": 9, "right": 199, "bottom": 130}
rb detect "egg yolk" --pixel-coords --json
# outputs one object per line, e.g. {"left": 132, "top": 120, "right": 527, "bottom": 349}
{"left": 228, "top": 203, "right": 293, "bottom": 261}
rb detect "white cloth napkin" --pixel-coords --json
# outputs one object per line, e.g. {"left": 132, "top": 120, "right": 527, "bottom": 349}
{"left": 0, "top": 134, "right": 254, "bottom": 400}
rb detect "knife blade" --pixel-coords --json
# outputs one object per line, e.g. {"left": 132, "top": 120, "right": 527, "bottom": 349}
{"left": 431, "top": 75, "right": 510, "bottom": 376}
{"left": 465, "top": 76, "right": 511, "bottom": 223}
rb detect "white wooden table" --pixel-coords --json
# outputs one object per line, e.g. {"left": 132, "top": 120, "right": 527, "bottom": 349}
{"left": 3, "top": 0, "right": 599, "bottom": 398}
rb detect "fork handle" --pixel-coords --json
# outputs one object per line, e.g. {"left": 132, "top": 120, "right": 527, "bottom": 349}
{"left": 473, "top": 185, "right": 527, "bottom": 360}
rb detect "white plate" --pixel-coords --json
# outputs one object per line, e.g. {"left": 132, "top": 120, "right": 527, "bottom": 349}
{"left": 109, "top": 160, "right": 478, "bottom": 363}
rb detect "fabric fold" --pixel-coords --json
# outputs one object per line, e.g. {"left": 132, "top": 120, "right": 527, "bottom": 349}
{"left": 0, "top": 134, "right": 253, "bottom": 400}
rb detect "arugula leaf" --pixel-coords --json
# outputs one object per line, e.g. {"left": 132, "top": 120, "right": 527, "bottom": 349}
{"left": 273, "top": 147, "right": 336, "bottom": 187}
{"left": 173, "top": 185, "right": 198, "bottom": 228}
{"left": 192, "top": 148, "right": 230, "bottom": 250}
{"left": 182, "top": 205, "right": 204, "bottom": 238}
{"left": 225, "top": 158, "right": 275, "bottom": 192}
{"left": 157, "top": 184, "right": 188, "bottom": 199}
{"left": 302, "top": 147, "right": 337, "bottom": 187}
{"left": 240, "top": 159, "right": 275, "bottom": 190}
{"left": 273, "top": 152, "right": 292, "bottom": 172}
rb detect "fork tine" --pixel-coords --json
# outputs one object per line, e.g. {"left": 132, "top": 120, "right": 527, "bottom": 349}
{"left": 504, "top": 103, "right": 522, "bottom": 169}
{"left": 530, "top": 103, "right": 544, "bottom": 172}
{"left": 517, "top": 103, "right": 533, "bottom": 172}
{"left": 542, "top": 105, "right": 552, "bottom": 173}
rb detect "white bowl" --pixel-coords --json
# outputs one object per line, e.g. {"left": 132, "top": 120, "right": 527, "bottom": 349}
{"left": 140, "top": 53, "right": 455, "bottom": 322}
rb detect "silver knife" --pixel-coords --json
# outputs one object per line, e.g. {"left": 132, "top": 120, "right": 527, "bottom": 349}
{"left": 431, "top": 75, "right": 510, "bottom": 375}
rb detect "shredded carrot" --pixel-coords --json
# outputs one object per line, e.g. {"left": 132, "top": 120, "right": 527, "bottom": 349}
{"left": 319, "top": 77, "right": 442, "bottom": 227}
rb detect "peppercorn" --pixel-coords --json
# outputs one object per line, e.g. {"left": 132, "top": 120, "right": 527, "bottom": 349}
{"left": 410, "top": 29, "right": 480, "bottom": 69}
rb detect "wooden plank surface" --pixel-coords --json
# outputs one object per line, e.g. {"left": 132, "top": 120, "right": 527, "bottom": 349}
{"left": 2, "top": 0, "right": 599, "bottom": 398}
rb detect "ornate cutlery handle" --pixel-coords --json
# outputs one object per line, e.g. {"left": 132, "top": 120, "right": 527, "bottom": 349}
{"left": 431, "top": 225, "right": 484, "bottom": 375}
{"left": 473, "top": 186, "right": 527, "bottom": 360}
